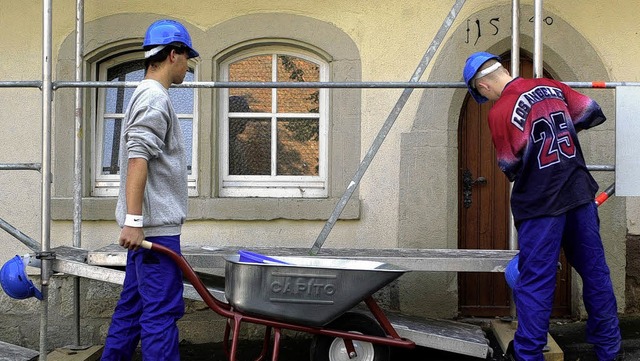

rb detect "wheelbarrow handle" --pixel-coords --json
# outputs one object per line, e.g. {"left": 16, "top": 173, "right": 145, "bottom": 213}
{"left": 139, "top": 239, "right": 233, "bottom": 317}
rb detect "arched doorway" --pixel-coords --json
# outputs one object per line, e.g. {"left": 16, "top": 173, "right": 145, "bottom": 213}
{"left": 457, "top": 53, "right": 571, "bottom": 317}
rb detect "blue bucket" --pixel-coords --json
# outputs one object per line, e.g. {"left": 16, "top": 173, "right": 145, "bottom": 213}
{"left": 505, "top": 254, "right": 520, "bottom": 289}
{"left": 238, "top": 250, "right": 289, "bottom": 265}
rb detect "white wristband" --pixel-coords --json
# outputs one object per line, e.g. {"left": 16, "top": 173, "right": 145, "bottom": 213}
{"left": 124, "top": 214, "right": 143, "bottom": 228}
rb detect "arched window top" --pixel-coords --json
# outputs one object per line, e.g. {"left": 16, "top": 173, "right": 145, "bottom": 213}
{"left": 218, "top": 40, "right": 331, "bottom": 64}
{"left": 221, "top": 48, "right": 326, "bottom": 113}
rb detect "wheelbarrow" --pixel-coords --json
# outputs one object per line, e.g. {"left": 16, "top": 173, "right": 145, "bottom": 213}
{"left": 141, "top": 241, "right": 416, "bottom": 361}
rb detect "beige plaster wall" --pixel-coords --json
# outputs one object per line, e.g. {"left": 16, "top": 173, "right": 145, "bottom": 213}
{"left": 0, "top": 1, "right": 637, "bottom": 342}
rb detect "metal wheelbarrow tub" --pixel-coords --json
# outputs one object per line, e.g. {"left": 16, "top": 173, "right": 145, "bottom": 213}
{"left": 224, "top": 255, "right": 408, "bottom": 327}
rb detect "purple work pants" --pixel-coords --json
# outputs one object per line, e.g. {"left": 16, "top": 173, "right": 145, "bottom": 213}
{"left": 513, "top": 202, "right": 620, "bottom": 361}
{"left": 101, "top": 235, "right": 184, "bottom": 361}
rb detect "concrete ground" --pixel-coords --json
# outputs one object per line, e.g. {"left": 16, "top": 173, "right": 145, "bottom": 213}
{"left": 128, "top": 315, "right": 640, "bottom": 360}
{"left": 549, "top": 315, "right": 640, "bottom": 361}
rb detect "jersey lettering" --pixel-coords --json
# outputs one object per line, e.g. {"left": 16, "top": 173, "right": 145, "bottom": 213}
{"left": 511, "top": 86, "right": 566, "bottom": 131}
{"left": 551, "top": 111, "right": 576, "bottom": 159}
{"left": 532, "top": 117, "right": 560, "bottom": 168}
{"left": 531, "top": 111, "right": 575, "bottom": 168}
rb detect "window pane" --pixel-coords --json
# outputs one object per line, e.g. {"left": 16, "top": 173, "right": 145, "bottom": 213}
{"left": 169, "top": 70, "right": 195, "bottom": 114}
{"left": 180, "top": 118, "right": 193, "bottom": 174}
{"left": 229, "top": 118, "right": 271, "bottom": 175}
{"left": 229, "top": 55, "right": 272, "bottom": 113}
{"left": 102, "top": 117, "right": 194, "bottom": 176}
{"left": 102, "top": 60, "right": 196, "bottom": 171}
{"left": 101, "top": 118, "right": 121, "bottom": 175}
{"left": 277, "top": 118, "right": 319, "bottom": 176}
{"left": 277, "top": 55, "right": 320, "bottom": 113}
{"left": 106, "top": 60, "right": 145, "bottom": 114}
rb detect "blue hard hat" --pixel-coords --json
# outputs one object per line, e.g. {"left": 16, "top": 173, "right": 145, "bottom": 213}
{"left": 0, "top": 255, "right": 43, "bottom": 300}
{"left": 463, "top": 52, "right": 500, "bottom": 104}
{"left": 143, "top": 19, "right": 199, "bottom": 59}
{"left": 504, "top": 253, "right": 520, "bottom": 289}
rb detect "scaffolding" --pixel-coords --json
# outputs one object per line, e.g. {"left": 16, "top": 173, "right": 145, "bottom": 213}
{"left": 0, "top": 0, "right": 625, "bottom": 359}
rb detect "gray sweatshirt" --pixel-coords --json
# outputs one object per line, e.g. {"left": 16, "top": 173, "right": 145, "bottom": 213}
{"left": 115, "top": 79, "right": 188, "bottom": 237}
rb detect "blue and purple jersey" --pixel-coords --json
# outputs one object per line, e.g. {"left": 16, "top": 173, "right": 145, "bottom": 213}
{"left": 488, "top": 77, "right": 605, "bottom": 221}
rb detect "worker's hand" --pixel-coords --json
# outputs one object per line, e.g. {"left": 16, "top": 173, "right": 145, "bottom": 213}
{"left": 119, "top": 226, "right": 145, "bottom": 250}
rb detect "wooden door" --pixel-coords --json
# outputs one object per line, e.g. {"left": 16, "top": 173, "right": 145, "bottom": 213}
{"left": 457, "top": 55, "right": 571, "bottom": 317}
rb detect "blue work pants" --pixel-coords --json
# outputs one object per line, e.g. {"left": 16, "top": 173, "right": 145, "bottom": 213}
{"left": 102, "top": 235, "right": 184, "bottom": 361}
{"left": 513, "top": 202, "right": 620, "bottom": 361}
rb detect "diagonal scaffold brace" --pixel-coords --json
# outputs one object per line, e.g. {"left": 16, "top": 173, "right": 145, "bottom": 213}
{"left": 310, "top": 0, "right": 468, "bottom": 255}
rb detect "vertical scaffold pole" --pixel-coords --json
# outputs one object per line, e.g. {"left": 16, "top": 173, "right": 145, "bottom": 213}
{"left": 510, "top": 0, "right": 520, "bottom": 79}
{"left": 40, "top": 0, "right": 53, "bottom": 359}
{"left": 533, "top": 0, "right": 544, "bottom": 78}
{"left": 310, "top": 0, "right": 467, "bottom": 255}
{"left": 509, "top": 0, "right": 521, "bottom": 322}
{"left": 72, "top": 0, "right": 85, "bottom": 348}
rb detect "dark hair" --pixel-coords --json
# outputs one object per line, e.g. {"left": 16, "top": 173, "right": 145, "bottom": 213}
{"left": 144, "top": 42, "right": 188, "bottom": 70}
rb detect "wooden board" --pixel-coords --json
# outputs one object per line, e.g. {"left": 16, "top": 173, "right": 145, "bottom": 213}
{"left": 491, "top": 320, "right": 563, "bottom": 361}
{"left": 46, "top": 346, "right": 103, "bottom": 361}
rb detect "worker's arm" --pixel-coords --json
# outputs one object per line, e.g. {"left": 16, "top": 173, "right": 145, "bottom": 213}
{"left": 119, "top": 158, "right": 148, "bottom": 250}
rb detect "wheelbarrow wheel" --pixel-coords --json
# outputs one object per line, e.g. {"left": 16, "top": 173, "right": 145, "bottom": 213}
{"left": 310, "top": 312, "right": 390, "bottom": 361}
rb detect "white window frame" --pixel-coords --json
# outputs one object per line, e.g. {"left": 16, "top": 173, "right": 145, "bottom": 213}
{"left": 91, "top": 50, "right": 199, "bottom": 197}
{"left": 219, "top": 47, "right": 329, "bottom": 198}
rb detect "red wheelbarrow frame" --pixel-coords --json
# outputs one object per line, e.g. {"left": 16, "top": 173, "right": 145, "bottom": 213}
{"left": 141, "top": 240, "right": 416, "bottom": 361}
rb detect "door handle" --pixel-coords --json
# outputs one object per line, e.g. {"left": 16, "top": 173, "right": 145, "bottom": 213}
{"left": 462, "top": 169, "right": 487, "bottom": 208}
{"left": 474, "top": 176, "right": 487, "bottom": 185}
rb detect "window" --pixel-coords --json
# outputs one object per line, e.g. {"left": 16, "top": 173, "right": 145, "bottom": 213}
{"left": 219, "top": 48, "right": 329, "bottom": 198}
{"left": 92, "top": 51, "right": 199, "bottom": 196}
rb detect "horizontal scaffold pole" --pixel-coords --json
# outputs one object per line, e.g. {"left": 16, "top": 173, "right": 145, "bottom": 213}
{"left": 0, "top": 80, "right": 638, "bottom": 90}
{"left": 587, "top": 165, "right": 615, "bottom": 171}
{"left": 0, "top": 163, "right": 42, "bottom": 171}
{"left": 55, "top": 81, "right": 468, "bottom": 89}
{"left": 51, "top": 80, "right": 640, "bottom": 89}
{"left": 0, "top": 81, "right": 42, "bottom": 88}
